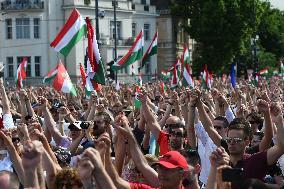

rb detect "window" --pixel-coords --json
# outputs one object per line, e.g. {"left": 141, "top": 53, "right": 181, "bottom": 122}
{"left": 35, "top": 56, "right": 41, "bottom": 77}
{"left": 132, "top": 23, "right": 136, "bottom": 37}
{"left": 7, "top": 57, "right": 13, "bottom": 78}
{"left": 141, "top": 0, "right": 146, "bottom": 5}
{"left": 16, "top": 18, "right": 30, "bottom": 39}
{"left": 17, "top": 57, "right": 31, "bottom": 77}
{"left": 33, "top": 18, "right": 40, "bottom": 39}
{"left": 144, "top": 24, "right": 150, "bottom": 41}
{"left": 5, "top": 19, "right": 12, "bottom": 39}
{"left": 110, "top": 21, "right": 122, "bottom": 40}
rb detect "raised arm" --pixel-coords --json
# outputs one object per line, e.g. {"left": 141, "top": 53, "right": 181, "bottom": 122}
{"left": 267, "top": 103, "right": 284, "bottom": 166}
{"left": 39, "top": 96, "right": 64, "bottom": 146}
{"left": 116, "top": 115, "right": 159, "bottom": 187}
{"left": 0, "top": 78, "right": 11, "bottom": 115}
{"left": 194, "top": 89, "right": 222, "bottom": 147}
{"left": 257, "top": 99, "right": 274, "bottom": 152}
{"left": 187, "top": 91, "right": 198, "bottom": 149}
{"left": 140, "top": 93, "right": 161, "bottom": 140}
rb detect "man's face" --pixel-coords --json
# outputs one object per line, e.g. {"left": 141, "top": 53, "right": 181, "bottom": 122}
{"left": 227, "top": 129, "right": 248, "bottom": 155}
{"left": 69, "top": 127, "right": 82, "bottom": 140}
{"left": 93, "top": 115, "right": 106, "bottom": 137}
{"left": 169, "top": 128, "right": 184, "bottom": 151}
{"left": 246, "top": 116, "right": 259, "bottom": 132}
{"left": 251, "top": 134, "right": 261, "bottom": 147}
{"left": 157, "top": 165, "right": 184, "bottom": 188}
{"left": 213, "top": 119, "right": 227, "bottom": 138}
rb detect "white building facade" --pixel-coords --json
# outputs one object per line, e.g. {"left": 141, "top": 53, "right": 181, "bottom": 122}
{"left": 0, "top": 0, "right": 157, "bottom": 85}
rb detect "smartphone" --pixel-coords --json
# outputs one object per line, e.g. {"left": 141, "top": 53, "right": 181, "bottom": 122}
{"left": 222, "top": 168, "right": 244, "bottom": 182}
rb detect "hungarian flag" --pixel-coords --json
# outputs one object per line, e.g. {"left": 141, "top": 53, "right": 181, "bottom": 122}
{"left": 170, "top": 59, "right": 181, "bottom": 89}
{"left": 15, "top": 58, "right": 27, "bottom": 89}
{"left": 112, "top": 30, "right": 144, "bottom": 71}
{"left": 201, "top": 64, "right": 210, "bottom": 89}
{"left": 161, "top": 70, "right": 171, "bottom": 80}
{"left": 259, "top": 68, "right": 268, "bottom": 76}
{"left": 53, "top": 62, "right": 77, "bottom": 96}
{"left": 134, "top": 75, "right": 142, "bottom": 109}
{"left": 85, "top": 17, "right": 105, "bottom": 85}
{"left": 160, "top": 82, "right": 168, "bottom": 94}
{"left": 140, "top": 31, "right": 158, "bottom": 69}
{"left": 50, "top": 8, "right": 87, "bottom": 56}
{"left": 182, "top": 44, "right": 194, "bottom": 88}
{"left": 79, "top": 63, "right": 87, "bottom": 87}
{"left": 43, "top": 66, "right": 58, "bottom": 84}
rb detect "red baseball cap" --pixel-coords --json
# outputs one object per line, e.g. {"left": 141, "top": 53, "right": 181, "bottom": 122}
{"left": 156, "top": 151, "right": 188, "bottom": 171}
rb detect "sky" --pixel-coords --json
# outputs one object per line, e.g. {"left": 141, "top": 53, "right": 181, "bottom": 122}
{"left": 269, "top": 0, "right": 284, "bottom": 10}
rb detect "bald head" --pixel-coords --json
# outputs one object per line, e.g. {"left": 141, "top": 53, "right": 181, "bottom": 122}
{"left": 166, "top": 116, "right": 181, "bottom": 125}
{"left": 0, "top": 171, "right": 19, "bottom": 189}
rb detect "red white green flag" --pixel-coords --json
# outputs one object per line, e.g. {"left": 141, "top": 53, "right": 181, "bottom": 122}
{"left": 160, "top": 82, "right": 168, "bottom": 94}
{"left": 201, "top": 64, "right": 210, "bottom": 89}
{"left": 171, "top": 59, "right": 181, "bottom": 89}
{"left": 182, "top": 44, "right": 194, "bottom": 88}
{"left": 112, "top": 30, "right": 144, "bottom": 71}
{"left": 85, "top": 17, "right": 105, "bottom": 85}
{"left": 161, "top": 70, "right": 171, "bottom": 80}
{"left": 140, "top": 31, "right": 158, "bottom": 69}
{"left": 50, "top": 8, "right": 87, "bottom": 56}
{"left": 281, "top": 61, "right": 284, "bottom": 79}
{"left": 53, "top": 61, "right": 77, "bottom": 96}
{"left": 15, "top": 58, "right": 27, "bottom": 89}
{"left": 43, "top": 66, "right": 58, "bottom": 84}
{"left": 259, "top": 68, "right": 268, "bottom": 76}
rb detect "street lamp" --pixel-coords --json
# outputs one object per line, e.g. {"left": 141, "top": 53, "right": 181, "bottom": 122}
{"left": 112, "top": 0, "right": 118, "bottom": 83}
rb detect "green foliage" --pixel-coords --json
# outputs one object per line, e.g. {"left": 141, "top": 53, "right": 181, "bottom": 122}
{"left": 258, "top": 2, "right": 284, "bottom": 60}
{"left": 172, "top": 0, "right": 284, "bottom": 76}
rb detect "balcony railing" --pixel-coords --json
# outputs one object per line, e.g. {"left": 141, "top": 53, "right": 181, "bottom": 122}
{"left": 1, "top": 0, "right": 44, "bottom": 11}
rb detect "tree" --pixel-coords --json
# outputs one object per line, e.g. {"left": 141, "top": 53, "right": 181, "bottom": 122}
{"left": 258, "top": 2, "right": 284, "bottom": 61}
{"left": 172, "top": 0, "right": 263, "bottom": 75}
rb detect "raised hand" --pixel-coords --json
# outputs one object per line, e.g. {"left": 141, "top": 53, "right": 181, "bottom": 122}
{"left": 81, "top": 148, "right": 104, "bottom": 171}
{"left": 256, "top": 99, "right": 270, "bottom": 114}
{"left": 0, "top": 130, "right": 13, "bottom": 149}
{"left": 189, "top": 89, "right": 201, "bottom": 107}
{"left": 21, "top": 140, "right": 45, "bottom": 170}
{"left": 209, "top": 147, "right": 230, "bottom": 168}
{"left": 270, "top": 103, "right": 283, "bottom": 126}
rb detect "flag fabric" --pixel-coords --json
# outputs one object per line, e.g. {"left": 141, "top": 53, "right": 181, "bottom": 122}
{"left": 160, "top": 82, "right": 168, "bottom": 94}
{"left": 79, "top": 63, "right": 87, "bottom": 87}
{"left": 50, "top": 8, "right": 87, "bottom": 56}
{"left": 140, "top": 31, "right": 158, "bottom": 69}
{"left": 15, "top": 58, "right": 27, "bottom": 89}
{"left": 112, "top": 30, "right": 144, "bottom": 71}
{"left": 171, "top": 62, "right": 179, "bottom": 89}
{"left": 259, "top": 68, "right": 268, "bottom": 76}
{"left": 85, "top": 17, "right": 106, "bottom": 85}
{"left": 201, "top": 64, "right": 210, "bottom": 89}
{"left": 222, "top": 74, "right": 227, "bottom": 84}
{"left": 231, "top": 63, "right": 236, "bottom": 88}
{"left": 182, "top": 44, "right": 194, "bottom": 88}
{"left": 43, "top": 66, "right": 58, "bottom": 84}
{"left": 53, "top": 62, "right": 77, "bottom": 96}
{"left": 161, "top": 70, "right": 171, "bottom": 80}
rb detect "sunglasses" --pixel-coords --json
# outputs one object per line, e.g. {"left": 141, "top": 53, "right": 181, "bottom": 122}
{"left": 226, "top": 137, "right": 244, "bottom": 144}
{"left": 170, "top": 131, "right": 183, "bottom": 137}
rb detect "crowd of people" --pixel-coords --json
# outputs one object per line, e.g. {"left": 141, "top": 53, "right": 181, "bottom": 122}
{"left": 0, "top": 75, "right": 283, "bottom": 189}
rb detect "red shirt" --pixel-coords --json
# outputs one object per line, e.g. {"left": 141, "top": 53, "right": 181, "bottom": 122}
{"left": 157, "top": 130, "right": 170, "bottom": 155}
{"left": 130, "top": 183, "right": 185, "bottom": 189}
